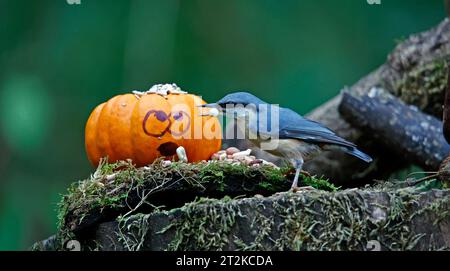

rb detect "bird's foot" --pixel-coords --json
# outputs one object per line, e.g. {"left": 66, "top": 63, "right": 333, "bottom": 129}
{"left": 300, "top": 170, "right": 311, "bottom": 178}
{"left": 290, "top": 185, "right": 316, "bottom": 193}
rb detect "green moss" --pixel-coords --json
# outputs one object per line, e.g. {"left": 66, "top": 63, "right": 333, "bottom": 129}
{"left": 156, "top": 187, "right": 449, "bottom": 251}
{"left": 274, "top": 189, "right": 448, "bottom": 251}
{"left": 56, "top": 158, "right": 324, "bottom": 247}
{"left": 197, "top": 162, "right": 295, "bottom": 192}
{"left": 233, "top": 211, "right": 274, "bottom": 251}
{"left": 256, "top": 167, "right": 338, "bottom": 192}
{"left": 301, "top": 175, "right": 339, "bottom": 192}
{"left": 158, "top": 197, "right": 244, "bottom": 251}
{"left": 394, "top": 58, "right": 448, "bottom": 117}
{"left": 116, "top": 213, "right": 152, "bottom": 251}
{"left": 54, "top": 158, "right": 448, "bottom": 251}
{"left": 412, "top": 195, "right": 450, "bottom": 225}
{"left": 57, "top": 159, "right": 334, "bottom": 230}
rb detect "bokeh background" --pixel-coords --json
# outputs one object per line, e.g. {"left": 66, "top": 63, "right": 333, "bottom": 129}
{"left": 0, "top": 0, "right": 445, "bottom": 250}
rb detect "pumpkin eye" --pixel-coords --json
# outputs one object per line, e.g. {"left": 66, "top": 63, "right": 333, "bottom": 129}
{"left": 142, "top": 110, "right": 171, "bottom": 137}
{"left": 173, "top": 111, "right": 183, "bottom": 121}
{"left": 169, "top": 110, "right": 191, "bottom": 137}
{"left": 155, "top": 111, "right": 169, "bottom": 122}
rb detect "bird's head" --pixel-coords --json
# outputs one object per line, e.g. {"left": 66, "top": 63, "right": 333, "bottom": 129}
{"left": 199, "top": 92, "right": 267, "bottom": 119}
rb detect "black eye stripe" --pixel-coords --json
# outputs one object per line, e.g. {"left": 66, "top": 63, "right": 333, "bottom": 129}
{"left": 222, "top": 103, "right": 248, "bottom": 107}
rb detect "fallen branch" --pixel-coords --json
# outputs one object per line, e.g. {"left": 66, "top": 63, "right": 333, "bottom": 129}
{"left": 339, "top": 88, "right": 450, "bottom": 170}
{"left": 304, "top": 18, "right": 450, "bottom": 183}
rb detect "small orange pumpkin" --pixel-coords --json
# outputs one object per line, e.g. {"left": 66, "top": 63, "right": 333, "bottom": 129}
{"left": 85, "top": 84, "right": 222, "bottom": 167}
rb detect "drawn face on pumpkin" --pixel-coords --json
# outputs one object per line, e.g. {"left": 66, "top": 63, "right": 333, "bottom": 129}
{"left": 142, "top": 108, "right": 192, "bottom": 157}
{"left": 142, "top": 109, "right": 191, "bottom": 138}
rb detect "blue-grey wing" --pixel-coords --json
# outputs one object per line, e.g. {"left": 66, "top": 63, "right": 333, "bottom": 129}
{"left": 256, "top": 106, "right": 372, "bottom": 162}
{"left": 277, "top": 108, "right": 356, "bottom": 148}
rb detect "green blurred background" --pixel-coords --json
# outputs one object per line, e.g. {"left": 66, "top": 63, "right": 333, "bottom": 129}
{"left": 0, "top": 0, "right": 445, "bottom": 250}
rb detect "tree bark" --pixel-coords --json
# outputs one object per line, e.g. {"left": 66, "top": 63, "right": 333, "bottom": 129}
{"left": 340, "top": 88, "right": 450, "bottom": 170}
{"left": 443, "top": 60, "right": 450, "bottom": 143}
{"left": 62, "top": 165, "right": 294, "bottom": 234}
{"left": 91, "top": 188, "right": 450, "bottom": 251}
{"left": 304, "top": 18, "right": 450, "bottom": 183}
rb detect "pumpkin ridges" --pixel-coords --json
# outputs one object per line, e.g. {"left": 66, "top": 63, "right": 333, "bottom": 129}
{"left": 169, "top": 94, "right": 194, "bottom": 160}
{"left": 191, "top": 95, "right": 220, "bottom": 161}
{"left": 173, "top": 94, "right": 203, "bottom": 160}
{"left": 195, "top": 94, "right": 222, "bottom": 161}
{"left": 96, "top": 97, "right": 116, "bottom": 162}
{"left": 130, "top": 97, "right": 143, "bottom": 166}
{"left": 107, "top": 94, "right": 137, "bottom": 163}
{"left": 166, "top": 94, "right": 191, "bottom": 159}
{"left": 85, "top": 103, "right": 105, "bottom": 166}
{"left": 166, "top": 94, "right": 222, "bottom": 162}
{"left": 103, "top": 95, "right": 121, "bottom": 162}
{"left": 167, "top": 95, "right": 192, "bottom": 139}
{"left": 131, "top": 94, "right": 171, "bottom": 166}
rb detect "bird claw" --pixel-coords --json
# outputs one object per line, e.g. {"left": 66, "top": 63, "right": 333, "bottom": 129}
{"left": 291, "top": 186, "right": 315, "bottom": 193}
{"left": 300, "top": 170, "right": 311, "bottom": 178}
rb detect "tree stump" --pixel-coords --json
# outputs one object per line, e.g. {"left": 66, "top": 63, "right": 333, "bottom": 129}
{"left": 34, "top": 185, "right": 450, "bottom": 251}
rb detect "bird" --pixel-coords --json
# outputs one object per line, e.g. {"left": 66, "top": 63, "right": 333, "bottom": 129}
{"left": 200, "top": 91, "right": 372, "bottom": 190}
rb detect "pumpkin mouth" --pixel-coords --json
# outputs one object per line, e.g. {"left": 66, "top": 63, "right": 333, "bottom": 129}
{"left": 157, "top": 142, "right": 179, "bottom": 156}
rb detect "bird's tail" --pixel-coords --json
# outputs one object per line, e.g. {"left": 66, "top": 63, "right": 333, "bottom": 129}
{"left": 344, "top": 147, "right": 373, "bottom": 163}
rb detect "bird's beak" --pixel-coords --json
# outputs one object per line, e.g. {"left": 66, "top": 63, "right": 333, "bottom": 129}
{"left": 198, "top": 103, "right": 219, "bottom": 108}
{"left": 198, "top": 103, "right": 222, "bottom": 116}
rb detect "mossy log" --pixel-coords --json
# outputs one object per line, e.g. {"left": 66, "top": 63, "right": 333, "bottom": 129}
{"left": 60, "top": 162, "right": 293, "bottom": 235}
{"left": 84, "top": 188, "right": 449, "bottom": 251}
{"left": 305, "top": 19, "right": 450, "bottom": 183}
{"left": 56, "top": 160, "right": 337, "bottom": 238}
{"left": 33, "top": 159, "right": 449, "bottom": 251}
{"left": 339, "top": 88, "right": 450, "bottom": 170}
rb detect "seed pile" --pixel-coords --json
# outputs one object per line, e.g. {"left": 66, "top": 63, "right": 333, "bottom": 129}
{"left": 210, "top": 147, "right": 278, "bottom": 168}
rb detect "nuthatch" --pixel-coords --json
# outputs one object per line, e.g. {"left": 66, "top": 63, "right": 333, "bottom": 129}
{"left": 200, "top": 92, "right": 372, "bottom": 190}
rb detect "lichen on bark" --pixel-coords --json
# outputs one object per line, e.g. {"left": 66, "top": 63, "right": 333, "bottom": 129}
{"left": 101, "top": 184, "right": 449, "bottom": 251}
{"left": 394, "top": 58, "right": 448, "bottom": 117}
